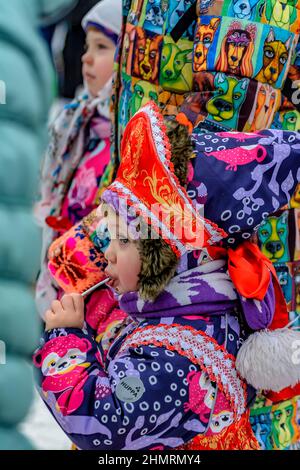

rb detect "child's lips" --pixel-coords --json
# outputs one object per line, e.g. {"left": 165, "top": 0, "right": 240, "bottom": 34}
{"left": 105, "top": 271, "right": 118, "bottom": 289}
{"left": 84, "top": 72, "right": 96, "bottom": 81}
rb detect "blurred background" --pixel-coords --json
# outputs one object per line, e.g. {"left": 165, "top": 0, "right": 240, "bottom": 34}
{"left": 0, "top": 0, "right": 100, "bottom": 450}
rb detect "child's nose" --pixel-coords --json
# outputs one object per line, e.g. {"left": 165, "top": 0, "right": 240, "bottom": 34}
{"left": 82, "top": 51, "right": 93, "bottom": 65}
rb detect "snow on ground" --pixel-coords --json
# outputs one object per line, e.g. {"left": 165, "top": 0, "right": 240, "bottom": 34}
{"left": 20, "top": 390, "right": 72, "bottom": 450}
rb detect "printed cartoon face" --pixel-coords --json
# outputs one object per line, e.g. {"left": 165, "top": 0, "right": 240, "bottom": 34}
{"left": 97, "top": 319, "right": 125, "bottom": 352}
{"left": 210, "top": 410, "right": 234, "bottom": 433}
{"left": 255, "top": 29, "right": 291, "bottom": 86}
{"left": 133, "top": 28, "right": 163, "bottom": 83}
{"left": 161, "top": 43, "right": 191, "bottom": 80}
{"left": 250, "top": 412, "right": 272, "bottom": 450}
{"left": 206, "top": 73, "right": 248, "bottom": 125}
{"left": 226, "top": 30, "right": 251, "bottom": 72}
{"left": 194, "top": 18, "right": 220, "bottom": 72}
{"left": 130, "top": 80, "right": 159, "bottom": 115}
{"left": 258, "top": 212, "right": 289, "bottom": 262}
{"left": 158, "top": 90, "right": 185, "bottom": 117}
{"left": 248, "top": 83, "right": 279, "bottom": 130}
{"left": 160, "top": 41, "right": 193, "bottom": 91}
{"left": 40, "top": 347, "right": 88, "bottom": 376}
{"left": 262, "top": 0, "right": 298, "bottom": 31}
{"left": 33, "top": 335, "right": 92, "bottom": 415}
{"left": 216, "top": 22, "right": 255, "bottom": 77}
{"left": 33, "top": 335, "right": 91, "bottom": 373}
{"left": 280, "top": 110, "right": 300, "bottom": 131}
{"left": 271, "top": 400, "right": 295, "bottom": 450}
{"left": 144, "top": 0, "right": 169, "bottom": 33}
{"left": 184, "top": 371, "right": 216, "bottom": 421}
{"left": 230, "top": 0, "right": 260, "bottom": 20}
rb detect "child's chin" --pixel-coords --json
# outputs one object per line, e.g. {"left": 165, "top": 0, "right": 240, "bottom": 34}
{"left": 85, "top": 82, "right": 100, "bottom": 97}
{"left": 87, "top": 87, "right": 99, "bottom": 98}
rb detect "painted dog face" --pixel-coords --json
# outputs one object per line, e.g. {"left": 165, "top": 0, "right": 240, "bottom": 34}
{"left": 160, "top": 41, "right": 193, "bottom": 91}
{"left": 158, "top": 90, "right": 184, "bottom": 117}
{"left": 227, "top": 32, "right": 249, "bottom": 71}
{"left": 216, "top": 23, "right": 256, "bottom": 76}
{"left": 258, "top": 212, "right": 289, "bottom": 262}
{"left": 271, "top": 400, "right": 295, "bottom": 450}
{"left": 130, "top": 80, "right": 159, "bottom": 115}
{"left": 145, "top": 0, "right": 169, "bottom": 29}
{"left": 256, "top": 28, "right": 291, "bottom": 85}
{"left": 280, "top": 110, "right": 300, "bottom": 131}
{"left": 250, "top": 413, "right": 272, "bottom": 450}
{"left": 161, "top": 43, "right": 192, "bottom": 80}
{"left": 231, "top": 0, "right": 260, "bottom": 20}
{"left": 206, "top": 72, "right": 248, "bottom": 123}
{"left": 133, "top": 28, "right": 163, "bottom": 82}
{"left": 249, "top": 83, "right": 279, "bottom": 130}
{"left": 263, "top": 0, "right": 297, "bottom": 30}
{"left": 194, "top": 18, "right": 220, "bottom": 71}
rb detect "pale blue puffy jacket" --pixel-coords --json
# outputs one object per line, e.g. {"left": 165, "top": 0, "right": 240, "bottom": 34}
{"left": 0, "top": 0, "right": 77, "bottom": 450}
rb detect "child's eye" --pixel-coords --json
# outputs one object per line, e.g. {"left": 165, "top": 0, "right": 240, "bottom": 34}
{"left": 119, "top": 238, "right": 129, "bottom": 245}
{"left": 97, "top": 44, "right": 107, "bottom": 50}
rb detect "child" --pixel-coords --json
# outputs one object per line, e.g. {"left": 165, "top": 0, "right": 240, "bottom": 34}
{"left": 35, "top": 0, "right": 122, "bottom": 317}
{"left": 33, "top": 102, "right": 300, "bottom": 450}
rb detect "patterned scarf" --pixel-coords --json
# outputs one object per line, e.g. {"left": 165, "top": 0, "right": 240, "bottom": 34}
{"left": 35, "top": 80, "right": 115, "bottom": 317}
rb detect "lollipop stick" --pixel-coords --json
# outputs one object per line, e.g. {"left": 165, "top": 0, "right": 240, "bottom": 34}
{"left": 81, "top": 277, "right": 110, "bottom": 298}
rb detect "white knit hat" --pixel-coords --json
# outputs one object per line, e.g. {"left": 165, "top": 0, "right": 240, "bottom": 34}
{"left": 82, "top": 0, "right": 122, "bottom": 39}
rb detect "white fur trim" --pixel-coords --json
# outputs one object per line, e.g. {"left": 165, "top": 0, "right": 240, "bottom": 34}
{"left": 236, "top": 328, "right": 300, "bottom": 392}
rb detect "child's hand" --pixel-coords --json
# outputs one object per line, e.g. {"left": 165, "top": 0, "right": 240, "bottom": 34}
{"left": 45, "top": 294, "right": 84, "bottom": 331}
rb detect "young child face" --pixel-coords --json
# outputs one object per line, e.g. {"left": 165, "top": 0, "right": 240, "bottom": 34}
{"left": 104, "top": 208, "right": 142, "bottom": 295}
{"left": 82, "top": 27, "right": 116, "bottom": 97}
